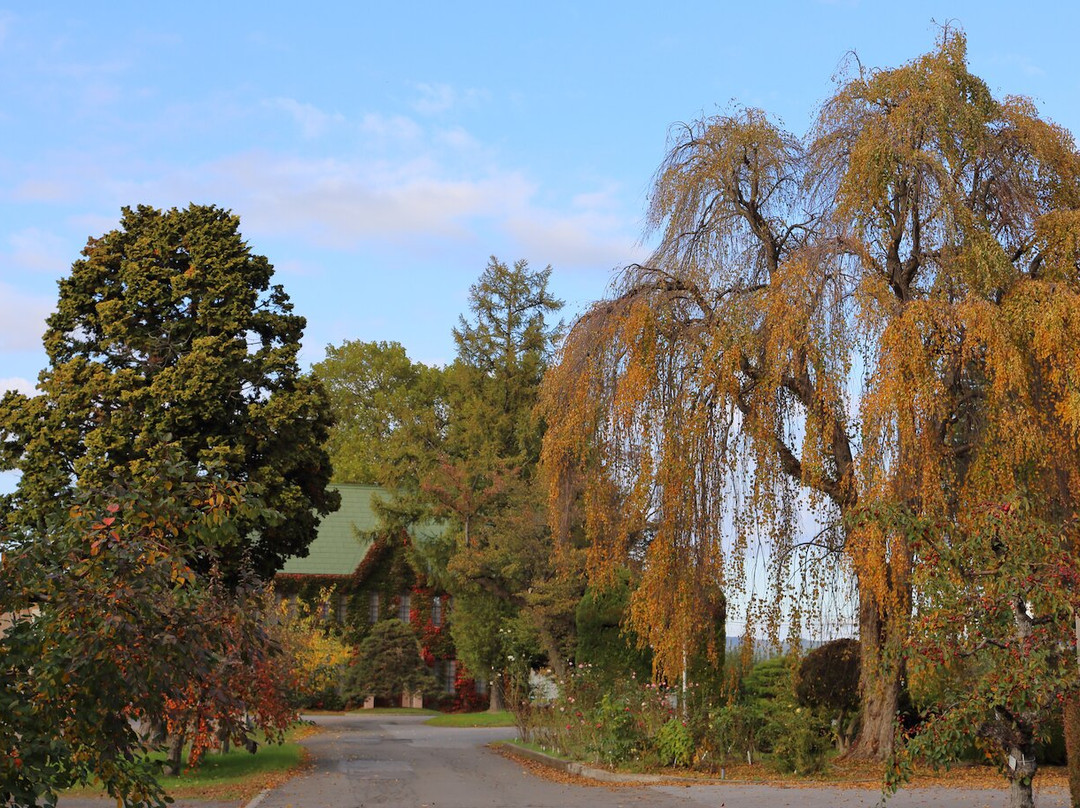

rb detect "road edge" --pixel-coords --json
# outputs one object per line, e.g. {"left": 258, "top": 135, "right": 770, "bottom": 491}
{"left": 499, "top": 743, "right": 697, "bottom": 785}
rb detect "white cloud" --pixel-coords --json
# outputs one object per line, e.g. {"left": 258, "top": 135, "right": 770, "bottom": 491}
{"left": 412, "top": 82, "right": 457, "bottom": 115}
{"left": 95, "top": 142, "right": 642, "bottom": 271}
{"left": 7, "top": 227, "right": 71, "bottom": 273}
{"left": 358, "top": 112, "right": 423, "bottom": 142}
{"left": 0, "top": 283, "right": 51, "bottom": 351}
{"left": 0, "top": 377, "right": 35, "bottom": 397}
{"left": 68, "top": 212, "right": 123, "bottom": 237}
{"left": 9, "top": 178, "right": 74, "bottom": 203}
{"left": 0, "top": 12, "right": 13, "bottom": 47}
{"left": 202, "top": 152, "right": 536, "bottom": 247}
{"left": 505, "top": 208, "right": 644, "bottom": 272}
{"left": 434, "top": 126, "right": 480, "bottom": 151}
{"left": 411, "top": 83, "right": 488, "bottom": 116}
{"left": 267, "top": 97, "right": 345, "bottom": 138}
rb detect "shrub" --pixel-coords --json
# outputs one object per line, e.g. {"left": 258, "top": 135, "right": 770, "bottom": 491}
{"left": 795, "top": 639, "right": 860, "bottom": 751}
{"left": 342, "top": 620, "right": 438, "bottom": 703}
{"left": 709, "top": 702, "right": 767, "bottom": 764}
{"left": 655, "top": 718, "right": 695, "bottom": 767}
{"left": 768, "top": 707, "right": 832, "bottom": 775}
{"left": 591, "top": 693, "right": 648, "bottom": 765}
{"left": 524, "top": 664, "right": 674, "bottom": 767}
{"left": 795, "top": 639, "right": 860, "bottom": 713}
{"left": 575, "top": 570, "right": 652, "bottom": 684}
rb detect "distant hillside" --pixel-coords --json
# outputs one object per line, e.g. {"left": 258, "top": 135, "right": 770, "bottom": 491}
{"left": 725, "top": 635, "right": 828, "bottom": 661}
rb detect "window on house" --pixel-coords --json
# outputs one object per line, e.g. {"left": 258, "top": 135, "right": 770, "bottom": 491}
{"left": 337, "top": 592, "right": 349, "bottom": 622}
{"left": 368, "top": 591, "right": 380, "bottom": 623}
{"left": 444, "top": 660, "right": 456, "bottom": 694}
{"left": 431, "top": 596, "right": 442, "bottom": 627}
{"left": 398, "top": 592, "right": 411, "bottom": 622}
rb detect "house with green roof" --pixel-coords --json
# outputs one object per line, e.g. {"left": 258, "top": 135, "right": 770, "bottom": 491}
{"left": 274, "top": 483, "right": 485, "bottom": 710}
{"left": 277, "top": 483, "right": 383, "bottom": 579}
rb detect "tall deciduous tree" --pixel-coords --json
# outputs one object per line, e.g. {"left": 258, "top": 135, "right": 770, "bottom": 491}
{"left": 313, "top": 339, "right": 444, "bottom": 487}
{"left": 541, "top": 29, "right": 1080, "bottom": 765}
{"left": 0, "top": 204, "right": 338, "bottom": 577}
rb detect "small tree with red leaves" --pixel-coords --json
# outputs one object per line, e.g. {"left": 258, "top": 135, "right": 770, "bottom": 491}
{"left": 889, "top": 503, "right": 1080, "bottom": 808}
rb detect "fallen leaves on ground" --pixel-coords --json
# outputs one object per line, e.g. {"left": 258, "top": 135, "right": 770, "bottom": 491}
{"left": 494, "top": 744, "right": 1068, "bottom": 794}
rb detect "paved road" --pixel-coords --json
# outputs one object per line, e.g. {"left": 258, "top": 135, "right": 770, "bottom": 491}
{"left": 53, "top": 713, "right": 1069, "bottom": 807}
{"left": 258, "top": 713, "right": 1069, "bottom": 808}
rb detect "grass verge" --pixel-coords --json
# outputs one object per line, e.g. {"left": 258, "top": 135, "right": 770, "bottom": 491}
{"left": 426, "top": 710, "right": 515, "bottom": 728}
{"left": 64, "top": 724, "right": 318, "bottom": 803}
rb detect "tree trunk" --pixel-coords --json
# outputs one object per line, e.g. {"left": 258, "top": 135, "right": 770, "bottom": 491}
{"left": 847, "top": 586, "right": 904, "bottom": 760}
{"left": 488, "top": 672, "right": 505, "bottom": 712}
{"left": 1005, "top": 743, "right": 1037, "bottom": 808}
{"left": 1009, "top": 777, "right": 1035, "bottom": 808}
{"left": 534, "top": 620, "right": 567, "bottom": 680}
{"left": 980, "top": 715, "right": 1037, "bottom": 808}
{"left": 1064, "top": 694, "right": 1080, "bottom": 807}
{"left": 164, "top": 732, "right": 185, "bottom": 776}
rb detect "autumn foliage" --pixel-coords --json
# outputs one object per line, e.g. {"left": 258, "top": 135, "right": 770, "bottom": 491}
{"left": 0, "top": 451, "right": 300, "bottom": 807}
{"left": 540, "top": 28, "right": 1080, "bottom": 782}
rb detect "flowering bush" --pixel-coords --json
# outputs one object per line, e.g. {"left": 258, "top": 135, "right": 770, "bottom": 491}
{"left": 520, "top": 663, "right": 677, "bottom": 768}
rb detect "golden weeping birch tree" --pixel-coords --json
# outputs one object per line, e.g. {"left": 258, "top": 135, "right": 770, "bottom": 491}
{"left": 540, "top": 30, "right": 1080, "bottom": 762}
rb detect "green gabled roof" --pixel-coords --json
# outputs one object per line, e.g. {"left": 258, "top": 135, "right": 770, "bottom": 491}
{"left": 278, "top": 483, "right": 384, "bottom": 576}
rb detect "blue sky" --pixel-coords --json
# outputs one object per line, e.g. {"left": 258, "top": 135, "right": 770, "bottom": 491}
{"left": 2, "top": 1, "right": 1077, "bottom": 633}
{"left": 1, "top": 2, "right": 1078, "bottom": 409}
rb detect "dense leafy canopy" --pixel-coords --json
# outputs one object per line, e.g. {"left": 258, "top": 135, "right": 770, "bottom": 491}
{"left": 0, "top": 204, "right": 339, "bottom": 578}
{"left": 314, "top": 339, "right": 444, "bottom": 487}
{"left": 895, "top": 506, "right": 1080, "bottom": 808}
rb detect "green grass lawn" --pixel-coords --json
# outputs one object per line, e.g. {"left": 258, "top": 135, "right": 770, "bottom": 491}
{"left": 64, "top": 726, "right": 315, "bottom": 802}
{"left": 426, "top": 710, "right": 515, "bottom": 727}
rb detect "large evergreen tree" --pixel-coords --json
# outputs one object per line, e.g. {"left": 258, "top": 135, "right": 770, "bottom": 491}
{"left": 0, "top": 204, "right": 338, "bottom": 577}
{"left": 434, "top": 258, "right": 580, "bottom": 686}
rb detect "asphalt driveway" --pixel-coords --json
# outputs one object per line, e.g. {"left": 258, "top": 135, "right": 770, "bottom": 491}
{"left": 256, "top": 713, "right": 1068, "bottom": 808}
{"left": 55, "top": 713, "right": 1070, "bottom": 808}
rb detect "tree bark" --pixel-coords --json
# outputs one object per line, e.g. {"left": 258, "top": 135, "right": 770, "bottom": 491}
{"left": 534, "top": 619, "right": 567, "bottom": 680}
{"left": 164, "top": 732, "right": 185, "bottom": 776}
{"left": 1005, "top": 743, "right": 1037, "bottom": 808}
{"left": 488, "top": 672, "right": 505, "bottom": 712}
{"left": 1064, "top": 694, "right": 1080, "bottom": 807}
{"left": 847, "top": 587, "right": 903, "bottom": 760}
{"left": 980, "top": 713, "right": 1037, "bottom": 808}
{"left": 1009, "top": 777, "right": 1035, "bottom": 808}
